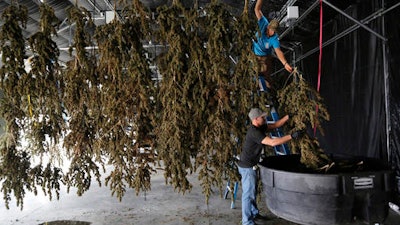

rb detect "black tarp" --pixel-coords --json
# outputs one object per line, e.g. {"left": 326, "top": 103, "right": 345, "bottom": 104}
{"left": 387, "top": 0, "right": 400, "bottom": 201}
{"left": 294, "top": 0, "right": 400, "bottom": 197}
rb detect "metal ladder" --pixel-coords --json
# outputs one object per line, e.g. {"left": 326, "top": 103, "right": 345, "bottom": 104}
{"left": 259, "top": 76, "right": 291, "bottom": 155}
{"left": 223, "top": 179, "right": 239, "bottom": 209}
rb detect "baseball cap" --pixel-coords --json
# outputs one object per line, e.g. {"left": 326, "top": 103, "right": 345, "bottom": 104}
{"left": 268, "top": 19, "right": 279, "bottom": 31}
{"left": 248, "top": 108, "right": 268, "bottom": 120}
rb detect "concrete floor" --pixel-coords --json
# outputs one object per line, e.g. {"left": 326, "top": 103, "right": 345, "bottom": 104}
{"left": 1, "top": 168, "right": 399, "bottom": 225}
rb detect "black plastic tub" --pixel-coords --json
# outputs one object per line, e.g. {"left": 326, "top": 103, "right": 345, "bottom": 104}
{"left": 259, "top": 154, "right": 396, "bottom": 225}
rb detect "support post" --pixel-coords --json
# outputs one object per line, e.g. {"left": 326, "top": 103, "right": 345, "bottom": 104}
{"left": 381, "top": 0, "right": 391, "bottom": 161}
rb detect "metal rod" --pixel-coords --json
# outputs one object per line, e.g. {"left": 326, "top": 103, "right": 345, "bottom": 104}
{"left": 229, "top": 55, "right": 237, "bottom": 65}
{"left": 59, "top": 46, "right": 99, "bottom": 51}
{"left": 384, "top": 1, "right": 400, "bottom": 13}
{"left": 381, "top": 0, "right": 391, "bottom": 161}
{"left": 83, "top": 0, "right": 102, "bottom": 14}
{"left": 322, "top": 0, "right": 387, "bottom": 41}
{"left": 60, "top": 44, "right": 169, "bottom": 51}
{"left": 270, "top": 67, "right": 286, "bottom": 77}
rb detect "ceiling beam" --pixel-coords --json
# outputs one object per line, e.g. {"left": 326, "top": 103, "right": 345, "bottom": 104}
{"left": 68, "top": 0, "right": 102, "bottom": 14}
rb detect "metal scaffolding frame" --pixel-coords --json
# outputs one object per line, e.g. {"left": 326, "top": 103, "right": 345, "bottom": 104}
{"left": 274, "top": 0, "right": 399, "bottom": 71}
{"left": 275, "top": 0, "right": 400, "bottom": 159}
{"left": 295, "top": 1, "right": 400, "bottom": 63}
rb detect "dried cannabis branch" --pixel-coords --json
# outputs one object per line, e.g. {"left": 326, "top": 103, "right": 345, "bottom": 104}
{"left": 62, "top": 5, "right": 102, "bottom": 196}
{"left": 277, "top": 69, "right": 332, "bottom": 170}
{"left": 23, "top": 3, "right": 65, "bottom": 203}
{"left": 95, "top": 3, "right": 156, "bottom": 199}
{"left": 0, "top": 3, "right": 32, "bottom": 210}
{"left": 195, "top": 0, "right": 238, "bottom": 201}
{"left": 155, "top": 2, "right": 194, "bottom": 194}
{"left": 0, "top": 2, "right": 64, "bottom": 209}
{"left": 24, "top": 3, "right": 65, "bottom": 156}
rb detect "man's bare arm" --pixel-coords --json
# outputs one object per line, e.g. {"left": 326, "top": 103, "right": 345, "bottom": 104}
{"left": 255, "top": 0, "right": 263, "bottom": 20}
{"left": 261, "top": 134, "right": 292, "bottom": 147}
{"left": 275, "top": 47, "right": 294, "bottom": 72}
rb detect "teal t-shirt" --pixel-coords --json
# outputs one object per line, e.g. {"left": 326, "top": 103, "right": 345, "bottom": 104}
{"left": 252, "top": 16, "right": 280, "bottom": 56}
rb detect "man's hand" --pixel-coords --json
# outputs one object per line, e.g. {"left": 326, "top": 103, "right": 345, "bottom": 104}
{"left": 284, "top": 63, "right": 293, "bottom": 73}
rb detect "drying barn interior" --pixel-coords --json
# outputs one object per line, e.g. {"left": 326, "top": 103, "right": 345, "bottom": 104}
{"left": 1, "top": 0, "right": 400, "bottom": 225}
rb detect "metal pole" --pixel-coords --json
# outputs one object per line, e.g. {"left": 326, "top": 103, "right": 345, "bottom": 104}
{"left": 322, "top": 0, "right": 387, "bottom": 41}
{"left": 381, "top": 0, "right": 391, "bottom": 161}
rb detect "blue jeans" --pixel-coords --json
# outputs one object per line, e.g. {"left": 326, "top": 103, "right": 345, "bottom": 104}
{"left": 238, "top": 166, "right": 259, "bottom": 225}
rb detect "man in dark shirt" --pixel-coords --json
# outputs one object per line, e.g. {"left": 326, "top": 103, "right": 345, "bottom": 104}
{"left": 237, "top": 108, "right": 300, "bottom": 225}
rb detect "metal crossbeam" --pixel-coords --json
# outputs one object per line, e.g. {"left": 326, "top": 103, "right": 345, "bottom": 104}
{"left": 296, "top": 1, "right": 399, "bottom": 63}
{"left": 323, "top": 0, "right": 387, "bottom": 42}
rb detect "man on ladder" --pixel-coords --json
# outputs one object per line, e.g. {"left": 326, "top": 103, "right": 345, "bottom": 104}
{"left": 252, "top": 0, "right": 293, "bottom": 91}
{"left": 252, "top": 0, "right": 294, "bottom": 155}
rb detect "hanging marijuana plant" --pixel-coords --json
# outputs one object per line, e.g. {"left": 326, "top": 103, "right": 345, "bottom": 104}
{"left": 62, "top": 5, "right": 102, "bottom": 196}
{"left": 0, "top": 2, "right": 64, "bottom": 209}
{"left": 22, "top": 2, "right": 65, "bottom": 204}
{"left": 24, "top": 2, "right": 65, "bottom": 156}
{"left": 155, "top": 1, "right": 195, "bottom": 194}
{"left": 231, "top": 0, "right": 263, "bottom": 131}
{"left": 94, "top": 2, "right": 156, "bottom": 199}
{"left": 0, "top": 3, "right": 33, "bottom": 210}
{"left": 195, "top": 0, "right": 246, "bottom": 201}
{"left": 277, "top": 69, "right": 332, "bottom": 170}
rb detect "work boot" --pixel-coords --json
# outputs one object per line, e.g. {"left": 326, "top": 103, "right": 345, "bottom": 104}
{"left": 253, "top": 213, "right": 268, "bottom": 222}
